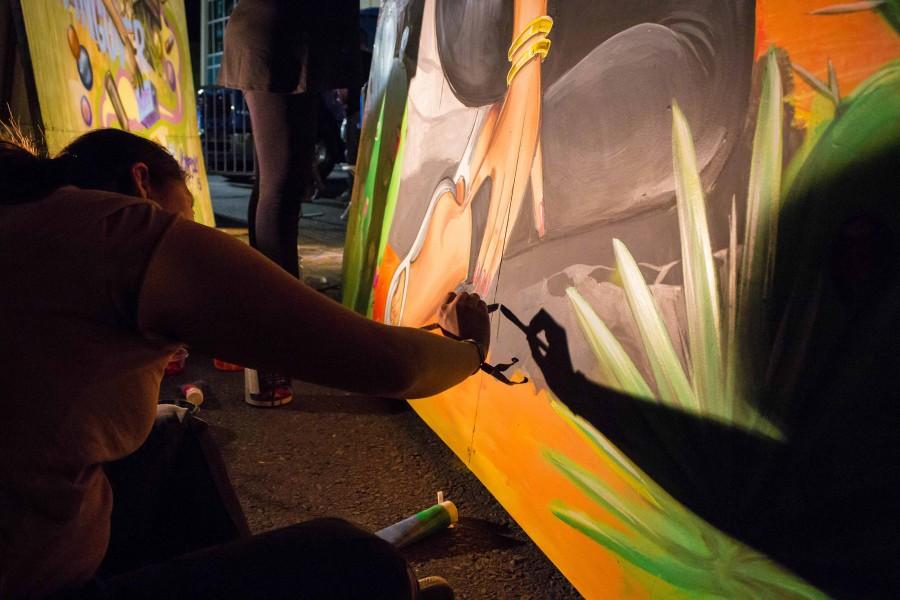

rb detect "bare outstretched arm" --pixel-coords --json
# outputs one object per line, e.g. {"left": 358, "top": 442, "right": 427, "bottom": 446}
{"left": 137, "top": 219, "right": 488, "bottom": 399}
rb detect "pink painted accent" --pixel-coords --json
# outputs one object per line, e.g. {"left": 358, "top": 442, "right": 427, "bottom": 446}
{"left": 534, "top": 200, "right": 545, "bottom": 238}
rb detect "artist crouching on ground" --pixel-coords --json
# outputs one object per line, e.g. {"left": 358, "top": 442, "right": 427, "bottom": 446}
{"left": 0, "top": 129, "right": 487, "bottom": 599}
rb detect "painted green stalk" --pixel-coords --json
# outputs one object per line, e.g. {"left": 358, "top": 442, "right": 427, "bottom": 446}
{"left": 546, "top": 404, "right": 824, "bottom": 597}
{"left": 369, "top": 105, "right": 409, "bottom": 315}
{"left": 725, "top": 197, "right": 739, "bottom": 421}
{"left": 728, "top": 48, "right": 783, "bottom": 404}
{"left": 549, "top": 399, "right": 660, "bottom": 507}
{"left": 550, "top": 505, "right": 724, "bottom": 595}
{"left": 545, "top": 450, "right": 704, "bottom": 557}
{"left": 566, "top": 287, "right": 654, "bottom": 401}
{"left": 342, "top": 98, "right": 386, "bottom": 309}
{"left": 613, "top": 239, "right": 698, "bottom": 411}
{"left": 671, "top": 102, "right": 725, "bottom": 415}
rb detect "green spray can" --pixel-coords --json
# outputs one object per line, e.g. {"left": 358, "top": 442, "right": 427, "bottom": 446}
{"left": 376, "top": 493, "right": 459, "bottom": 548}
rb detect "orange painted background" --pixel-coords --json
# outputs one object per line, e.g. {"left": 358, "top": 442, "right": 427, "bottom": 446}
{"left": 759, "top": 0, "right": 899, "bottom": 121}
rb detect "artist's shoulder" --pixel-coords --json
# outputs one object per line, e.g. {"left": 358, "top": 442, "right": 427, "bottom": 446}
{"left": 46, "top": 186, "right": 160, "bottom": 219}
{"left": 40, "top": 187, "right": 181, "bottom": 269}
{"left": 33, "top": 186, "right": 177, "bottom": 244}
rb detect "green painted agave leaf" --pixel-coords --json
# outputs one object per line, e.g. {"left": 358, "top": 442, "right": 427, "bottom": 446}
{"left": 787, "top": 60, "right": 900, "bottom": 204}
{"left": 545, "top": 449, "right": 707, "bottom": 558}
{"left": 565, "top": 287, "right": 655, "bottom": 400}
{"left": 724, "top": 197, "right": 739, "bottom": 419}
{"left": 545, "top": 450, "right": 658, "bottom": 543}
{"left": 369, "top": 105, "right": 410, "bottom": 315}
{"left": 551, "top": 504, "right": 721, "bottom": 594}
{"left": 784, "top": 61, "right": 900, "bottom": 202}
{"left": 729, "top": 551, "right": 830, "bottom": 599}
{"left": 342, "top": 97, "right": 387, "bottom": 309}
{"left": 733, "top": 401, "right": 785, "bottom": 441}
{"left": 671, "top": 102, "right": 725, "bottom": 415}
{"left": 613, "top": 239, "right": 698, "bottom": 411}
{"left": 552, "top": 491, "right": 824, "bottom": 598}
{"left": 729, "top": 48, "right": 783, "bottom": 404}
{"left": 845, "top": 58, "right": 900, "bottom": 99}
{"left": 549, "top": 398, "right": 661, "bottom": 508}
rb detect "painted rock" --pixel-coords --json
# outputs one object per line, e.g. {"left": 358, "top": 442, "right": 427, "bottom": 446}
{"left": 77, "top": 46, "right": 93, "bottom": 90}
{"left": 80, "top": 95, "right": 92, "bottom": 126}
{"left": 66, "top": 25, "right": 79, "bottom": 59}
{"left": 164, "top": 60, "right": 177, "bottom": 91}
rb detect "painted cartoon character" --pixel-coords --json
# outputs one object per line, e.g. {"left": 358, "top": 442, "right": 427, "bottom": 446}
{"left": 384, "top": 0, "right": 755, "bottom": 328}
{"left": 386, "top": 0, "right": 549, "bottom": 326}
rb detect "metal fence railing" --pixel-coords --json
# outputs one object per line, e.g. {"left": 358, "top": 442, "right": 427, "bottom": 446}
{"left": 197, "top": 85, "right": 255, "bottom": 178}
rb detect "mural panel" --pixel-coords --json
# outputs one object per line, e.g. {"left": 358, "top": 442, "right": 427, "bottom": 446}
{"left": 345, "top": 1, "right": 900, "bottom": 597}
{"left": 18, "top": 0, "right": 214, "bottom": 225}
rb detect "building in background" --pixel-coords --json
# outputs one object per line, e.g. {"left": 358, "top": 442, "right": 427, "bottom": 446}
{"left": 199, "top": 0, "right": 236, "bottom": 85}
{"left": 199, "top": 0, "right": 376, "bottom": 86}
{"left": 1, "top": 0, "right": 215, "bottom": 225}
{"left": 195, "top": 0, "right": 372, "bottom": 179}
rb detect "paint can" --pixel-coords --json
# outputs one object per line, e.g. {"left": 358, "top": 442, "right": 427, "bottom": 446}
{"left": 375, "top": 496, "right": 458, "bottom": 548}
{"left": 180, "top": 383, "right": 204, "bottom": 408}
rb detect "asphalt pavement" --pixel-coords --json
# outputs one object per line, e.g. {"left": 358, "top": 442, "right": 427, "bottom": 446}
{"left": 161, "top": 173, "right": 582, "bottom": 599}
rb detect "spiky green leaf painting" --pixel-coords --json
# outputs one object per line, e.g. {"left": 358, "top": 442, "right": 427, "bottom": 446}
{"left": 344, "top": 2, "right": 900, "bottom": 596}
{"left": 545, "top": 400, "right": 826, "bottom": 599}
{"left": 547, "top": 48, "right": 900, "bottom": 597}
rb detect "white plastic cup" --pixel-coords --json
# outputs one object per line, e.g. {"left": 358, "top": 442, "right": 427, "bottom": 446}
{"left": 244, "top": 368, "right": 259, "bottom": 404}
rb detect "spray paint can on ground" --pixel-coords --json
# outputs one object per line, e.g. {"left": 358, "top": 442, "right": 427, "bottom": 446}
{"left": 376, "top": 493, "right": 458, "bottom": 548}
{"left": 180, "top": 383, "right": 204, "bottom": 408}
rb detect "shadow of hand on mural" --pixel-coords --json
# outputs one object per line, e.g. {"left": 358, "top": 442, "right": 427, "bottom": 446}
{"left": 507, "top": 308, "right": 780, "bottom": 531}
{"left": 505, "top": 295, "right": 900, "bottom": 598}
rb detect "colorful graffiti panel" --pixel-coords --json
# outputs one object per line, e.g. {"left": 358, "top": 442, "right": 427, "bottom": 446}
{"left": 18, "top": 0, "right": 213, "bottom": 225}
{"left": 345, "top": 1, "right": 900, "bottom": 597}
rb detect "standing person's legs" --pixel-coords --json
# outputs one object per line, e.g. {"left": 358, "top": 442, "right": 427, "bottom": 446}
{"left": 245, "top": 91, "right": 319, "bottom": 279}
{"left": 248, "top": 165, "right": 258, "bottom": 249}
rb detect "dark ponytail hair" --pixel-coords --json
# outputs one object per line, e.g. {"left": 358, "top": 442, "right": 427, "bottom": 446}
{"left": 0, "top": 128, "right": 185, "bottom": 205}
{"left": 0, "top": 141, "right": 71, "bottom": 205}
{"left": 60, "top": 129, "right": 185, "bottom": 195}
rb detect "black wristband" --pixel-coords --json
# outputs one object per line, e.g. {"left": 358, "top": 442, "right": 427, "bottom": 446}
{"left": 461, "top": 339, "right": 485, "bottom": 374}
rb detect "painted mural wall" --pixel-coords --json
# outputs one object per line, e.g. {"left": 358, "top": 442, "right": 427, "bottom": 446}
{"left": 17, "top": 0, "right": 214, "bottom": 225}
{"left": 344, "top": 1, "right": 900, "bottom": 597}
